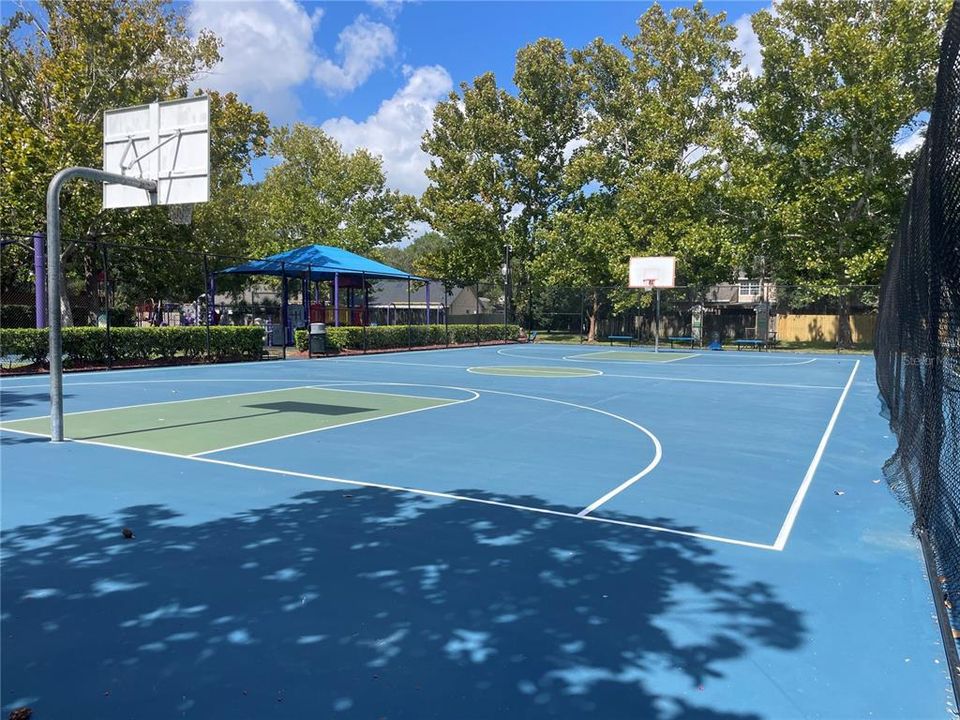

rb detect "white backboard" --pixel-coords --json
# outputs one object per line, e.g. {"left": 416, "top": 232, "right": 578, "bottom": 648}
{"left": 629, "top": 256, "right": 676, "bottom": 288}
{"left": 103, "top": 95, "right": 209, "bottom": 208}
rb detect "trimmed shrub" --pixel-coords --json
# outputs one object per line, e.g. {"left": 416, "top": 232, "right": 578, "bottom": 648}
{"left": 0, "top": 326, "right": 265, "bottom": 367}
{"left": 294, "top": 324, "right": 520, "bottom": 353}
{"left": 0, "top": 328, "right": 49, "bottom": 365}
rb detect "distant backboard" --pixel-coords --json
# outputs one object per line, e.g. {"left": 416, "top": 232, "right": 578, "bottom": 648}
{"left": 103, "top": 96, "right": 209, "bottom": 208}
{"left": 629, "top": 256, "right": 676, "bottom": 288}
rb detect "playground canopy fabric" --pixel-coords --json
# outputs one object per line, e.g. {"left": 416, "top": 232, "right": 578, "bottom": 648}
{"left": 218, "top": 244, "right": 425, "bottom": 282}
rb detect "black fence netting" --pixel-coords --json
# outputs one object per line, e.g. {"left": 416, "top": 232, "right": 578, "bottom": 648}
{"left": 875, "top": 0, "right": 960, "bottom": 694}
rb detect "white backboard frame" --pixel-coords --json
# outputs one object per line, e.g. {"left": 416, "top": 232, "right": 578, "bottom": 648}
{"left": 103, "top": 95, "right": 209, "bottom": 209}
{"left": 629, "top": 256, "right": 676, "bottom": 288}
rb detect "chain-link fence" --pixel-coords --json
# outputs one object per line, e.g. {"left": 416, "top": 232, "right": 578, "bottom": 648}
{"left": 523, "top": 283, "right": 879, "bottom": 351}
{"left": 0, "top": 236, "right": 519, "bottom": 370}
{"left": 875, "top": 1, "right": 960, "bottom": 699}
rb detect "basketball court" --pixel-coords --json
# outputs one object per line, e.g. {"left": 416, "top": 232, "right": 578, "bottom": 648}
{"left": 0, "top": 344, "right": 950, "bottom": 718}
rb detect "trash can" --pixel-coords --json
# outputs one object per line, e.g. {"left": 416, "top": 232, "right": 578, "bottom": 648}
{"left": 309, "top": 322, "right": 326, "bottom": 356}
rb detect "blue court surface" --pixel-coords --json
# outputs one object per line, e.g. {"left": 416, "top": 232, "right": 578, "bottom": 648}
{"left": 0, "top": 344, "right": 953, "bottom": 719}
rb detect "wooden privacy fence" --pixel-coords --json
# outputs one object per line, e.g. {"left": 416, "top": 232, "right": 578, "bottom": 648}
{"left": 775, "top": 313, "right": 877, "bottom": 344}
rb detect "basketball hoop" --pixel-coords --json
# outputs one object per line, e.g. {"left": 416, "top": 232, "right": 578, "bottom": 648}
{"left": 641, "top": 278, "right": 657, "bottom": 292}
{"left": 168, "top": 203, "right": 194, "bottom": 226}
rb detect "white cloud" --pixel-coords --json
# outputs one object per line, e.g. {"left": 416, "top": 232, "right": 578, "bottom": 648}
{"left": 893, "top": 125, "right": 926, "bottom": 157}
{"left": 313, "top": 15, "right": 397, "bottom": 94}
{"left": 368, "top": 0, "right": 405, "bottom": 20}
{"left": 188, "top": 0, "right": 322, "bottom": 121}
{"left": 732, "top": 13, "right": 763, "bottom": 77}
{"left": 322, "top": 65, "right": 453, "bottom": 196}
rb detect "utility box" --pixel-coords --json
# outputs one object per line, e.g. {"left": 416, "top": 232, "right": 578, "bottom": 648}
{"left": 309, "top": 322, "right": 326, "bottom": 356}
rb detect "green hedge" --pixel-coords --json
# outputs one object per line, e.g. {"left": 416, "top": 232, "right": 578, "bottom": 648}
{"left": 0, "top": 326, "right": 264, "bottom": 367}
{"left": 294, "top": 323, "right": 521, "bottom": 353}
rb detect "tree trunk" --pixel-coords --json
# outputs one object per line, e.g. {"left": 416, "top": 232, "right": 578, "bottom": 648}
{"left": 587, "top": 289, "right": 600, "bottom": 342}
{"left": 837, "top": 288, "right": 853, "bottom": 350}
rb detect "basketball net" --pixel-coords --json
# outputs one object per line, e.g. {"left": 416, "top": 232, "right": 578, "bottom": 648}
{"left": 168, "top": 203, "right": 194, "bottom": 226}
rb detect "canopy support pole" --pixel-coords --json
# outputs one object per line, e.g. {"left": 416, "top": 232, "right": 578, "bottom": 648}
{"left": 334, "top": 273, "right": 340, "bottom": 327}
{"left": 362, "top": 272, "right": 368, "bottom": 353}
{"left": 281, "top": 261, "right": 287, "bottom": 360}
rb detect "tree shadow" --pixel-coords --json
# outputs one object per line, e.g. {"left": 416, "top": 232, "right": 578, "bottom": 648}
{"left": 0, "top": 433, "right": 49, "bottom": 446}
{"left": 0, "top": 489, "right": 805, "bottom": 719}
{"left": 0, "top": 389, "right": 67, "bottom": 418}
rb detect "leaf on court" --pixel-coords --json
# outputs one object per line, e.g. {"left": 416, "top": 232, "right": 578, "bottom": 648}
{"left": 834, "top": 490, "right": 845, "bottom": 496}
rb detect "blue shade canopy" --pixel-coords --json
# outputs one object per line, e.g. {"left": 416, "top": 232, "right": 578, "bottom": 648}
{"left": 218, "top": 244, "right": 425, "bottom": 282}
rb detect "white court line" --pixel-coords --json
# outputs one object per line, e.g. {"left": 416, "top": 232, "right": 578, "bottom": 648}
{"left": 601, "top": 373, "right": 842, "bottom": 390}
{"left": 302, "top": 384, "right": 468, "bottom": 404}
{"left": 4, "top": 384, "right": 321, "bottom": 423}
{"left": 772, "top": 359, "right": 860, "bottom": 550}
{"left": 319, "top": 356, "right": 841, "bottom": 389}
{"left": 563, "top": 350, "right": 696, "bottom": 364}
{"left": 0, "top": 425, "right": 771, "bottom": 550}
{"left": 192, "top": 390, "right": 478, "bottom": 457}
{"left": 465, "top": 366, "right": 602, "bottom": 377}
{"left": 0, "top": 378, "right": 372, "bottom": 390}
{"left": 496, "top": 347, "right": 822, "bottom": 367}
{"left": 328, "top": 358, "right": 469, "bottom": 369}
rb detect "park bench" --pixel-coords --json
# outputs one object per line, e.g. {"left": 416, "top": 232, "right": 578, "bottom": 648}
{"left": 607, "top": 335, "right": 634, "bottom": 346}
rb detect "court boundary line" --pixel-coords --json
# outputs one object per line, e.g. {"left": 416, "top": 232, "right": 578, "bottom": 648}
{"left": 3, "top": 384, "right": 320, "bottom": 424}
{"left": 496, "top": 346, "right": 822, "bottom": 367}
{"left": 772, "top": 359, "right": 860, "bottom": 550}
{"left": 563, "top": 350, "right": 696, "bottom": 364}
{"left": 192, "top": 390, "right": 478, "bottom": 457}
{"left": 0, "top": 425, "right": 773, "bottom": 551}
{"left": 465, "top": 366, "right": 602, "bottom": 377}
{"left": 601, "top": 373, "right": 843, "bottom": 390}
{"left": 324, "top": 357, "right": 843, "bottom": 389}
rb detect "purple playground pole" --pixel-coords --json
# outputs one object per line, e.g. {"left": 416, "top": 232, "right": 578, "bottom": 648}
{"left": 34, "top": 233, "right": 46, "bottom": 328}
{"left": 333, "top": 273, "right": 340, "bottom": 327}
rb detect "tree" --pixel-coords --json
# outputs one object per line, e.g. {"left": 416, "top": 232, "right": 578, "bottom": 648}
{"left": 420, "top": 72, "right": 519, "bottom": 283}
{"left": 569, "top": 2, "right": 743, "bottom": 293}
{"left": 0, "top": 0, "right": 221, "bottom": 323}
{"left": 532, "top": 194, "right": 628, "bottom": 341}
{"left": 734, "top": 0, "right": 950, "bottom": 293}
{"left": 375, "top": 231, "right": 447, "bottom": 275}
{"left": 253, "top": 124, "right": 418, "bottom": 257}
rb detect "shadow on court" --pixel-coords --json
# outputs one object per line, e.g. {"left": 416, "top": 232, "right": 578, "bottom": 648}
{"left": 0, "top": 389, "right": 67, "bottom": 418}
{"left": 0, "top": 489, "right": 804, "bottom": 719}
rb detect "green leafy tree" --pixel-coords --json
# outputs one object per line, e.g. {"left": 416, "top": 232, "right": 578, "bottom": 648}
{"left": 420, "top": 72, "right": 519, "bottom": 282}
{"left": 0, "top": 0, "right": 221, "bottom": 324}
{"left": 733, "top": 0, "right": 950, "bottom": 296}
{"left": 253, "top": 124, "right": 418, "bottom": 257}
{"left": 375, "top": 231, "right": 447, "bottom": 275}
{"left": 569, "top": 2, "right": 743, "bottom": 292}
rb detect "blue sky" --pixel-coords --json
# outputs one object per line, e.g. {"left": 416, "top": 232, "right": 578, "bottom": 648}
{"left": 181, "top": 1, "right": 771, "bottom": 193}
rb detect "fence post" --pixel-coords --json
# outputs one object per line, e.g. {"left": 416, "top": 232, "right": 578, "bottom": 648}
{"left": 102, "top": 244, "right": 112, "bottom": 370}
{"left": 407, "top": 278, "right": 412, "bottom": 349}
{"left": 444, "top": 282, "right": 450, "bottom": 346}
{"left": 202, "top": 254, "right": 211, "bottom": 360}
{"left": 362, "top": 272, "right": 368, "bottom": 353}
{"left": 579, "top": 289, "right": 585, "bottom": 344}
{"left": 281, "top": 261, "right": 287, "bottom": 360}
{"left": 475, "top": 281, "right": 481, "bottom": 345}
{"left": 33, "top": 233, "right": 45, "bottom": 329}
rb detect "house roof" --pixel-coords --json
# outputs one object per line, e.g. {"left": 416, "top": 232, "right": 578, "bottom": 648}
{"left": 218, "top": 244, "right": 426, "bottom": 282}
{"left": 367, "top": 280, "right": 460, "bottom": 306}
